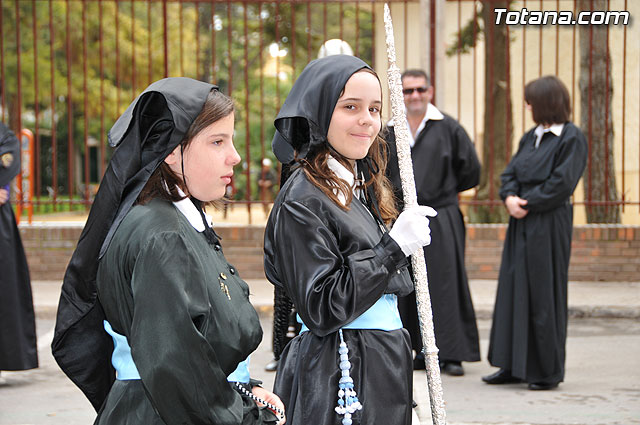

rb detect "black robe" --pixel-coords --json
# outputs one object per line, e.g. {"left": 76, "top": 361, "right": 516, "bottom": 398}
{"left": 95, "top": 199, "right": 275, "bottom": 425}
{"left": 264, "top": 168, "right": 414, "bottom": 425}
{"left": 386, "top": 114, "right": 481, "bottom": 362}
{"left": 488, "top": 122, "right": 587, "bottom": 384}
{"left": 0, "top": 123, "right": 38, "bottom": 371}
{"left": 266, "top": 55, "right": 415, "bottom": 425}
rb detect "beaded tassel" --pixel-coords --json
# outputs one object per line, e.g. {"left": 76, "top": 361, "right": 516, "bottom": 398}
{"left": 334, "top": 329, "right": 362, "bottom": 425}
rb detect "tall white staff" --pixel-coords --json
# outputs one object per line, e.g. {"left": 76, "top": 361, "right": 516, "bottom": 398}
{"left": 383, "top": 4, "right": 446, "bottom": 424}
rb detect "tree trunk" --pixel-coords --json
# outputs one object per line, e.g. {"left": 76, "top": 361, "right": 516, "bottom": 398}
{"left": 468, "top": 0, "right": 512, "bottom": 223}
{"left": 579, "top": 0, "right": 620, "bottom": 223}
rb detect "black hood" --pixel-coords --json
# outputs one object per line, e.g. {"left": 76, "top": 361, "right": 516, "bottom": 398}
{"left": 272, "top": 55, "right": 371, "bottom": 162}
{"left": 51, "top": 77, "right": 217, "bottom": 411}
{"left": 0, "top": 123, "right": 20, "bottom": 187}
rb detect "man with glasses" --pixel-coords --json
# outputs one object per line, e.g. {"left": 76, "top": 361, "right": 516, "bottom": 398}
{"left": 386, "top": 69, "right": 481, "bottom": 376}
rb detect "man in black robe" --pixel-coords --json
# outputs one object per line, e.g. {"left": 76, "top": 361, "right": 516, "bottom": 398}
{"left": 386, "top": 70, "right": 481, "bottom": 376}
{"left": 0, "top": 123, "right": 38, "bottom": 375}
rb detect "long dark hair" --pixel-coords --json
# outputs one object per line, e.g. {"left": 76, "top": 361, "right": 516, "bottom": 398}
{"left": 137, "top": 89, "right": 234, "bottom": 205}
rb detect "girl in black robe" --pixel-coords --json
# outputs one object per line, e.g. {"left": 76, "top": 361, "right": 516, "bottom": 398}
{"left": 483, "top": 76, "right": 588, "bottom": 390}
{"left": 52, "top": 78, "right": 284, "bottom": 424}
{"left": 0, "top": 123, "right": 38, "bottom": 373}
{"left": 264, "top": 55, "right": 436, "bottom": 425}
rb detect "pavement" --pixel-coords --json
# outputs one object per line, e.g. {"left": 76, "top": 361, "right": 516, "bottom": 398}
{"left": 33, "top": 278, "right": 640, "bottom": 321}
{"left": 3, "top": 279, "right": 638, "bottom": 425}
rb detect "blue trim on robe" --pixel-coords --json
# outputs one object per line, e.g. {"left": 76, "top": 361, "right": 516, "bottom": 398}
{"left": 298, "top": 294, "right": 403, "bottom": 333}
{"left": 226, "top": 358, "right": 251, "bottom": 384}
{"left": 103, "top": 320, "right": 251, "bottom": 383}
{"left": 104, "top": 320, "right": 141, "bottom": 380}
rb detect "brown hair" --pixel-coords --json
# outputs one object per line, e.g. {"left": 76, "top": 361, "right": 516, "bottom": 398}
{"left": 524, "top": 75, "right": 571, "bottom": 125}
{"left": 301, "top": 135, "right": 398, "bottom": 224}
{"left": 401, "top": 69, "right": 430, "bottom": 86}
{"left": 137, "top": 89, "right": 235, "bottom": 206}
{"left": 300, "top": 69, "right": 398, "bottom": 224}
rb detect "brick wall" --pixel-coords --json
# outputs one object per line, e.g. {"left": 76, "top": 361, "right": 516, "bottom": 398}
{"left": 466, "top": 224, "right": 640, "bottom": 281}
{"left": 20, "top": 223, "right": 640, "bottom": 282}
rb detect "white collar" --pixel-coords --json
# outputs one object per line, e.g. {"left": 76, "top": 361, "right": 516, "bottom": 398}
{"left": 387, "top": 103, "right": 444, "bottom": 148}
{"left": 326, "top": 156, "right": 361, "bottom": 206}
{"left": 533, "top": 123, "right": 564, "bottom": 148}
{"left": 408, "top": 104, "right": 443, "bottom": 147}
{"left": 423, "top": 103, "right": 445, "bottom": 122}
{"left": 171, "top": 187, "right": 213, "bottom": 232}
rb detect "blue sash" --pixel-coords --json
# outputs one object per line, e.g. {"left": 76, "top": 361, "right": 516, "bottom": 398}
{"left": 103, "top": 320, "right": 250, "bottom": 383}
{"left": 298, "top": 293, "right": 403, "bottom": 333}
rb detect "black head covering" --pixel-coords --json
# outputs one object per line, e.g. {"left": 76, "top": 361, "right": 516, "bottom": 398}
{"left": 270, "top": 56, "right": 386, "bottom": 357}
{"left": 0, "top": 123, "right": 20, "bottom": 187}
{"left": 271, "top": 55, "right": 372, "bottom": 162}
{"left": 51, "top": 77, "right": 217, "bottom": 411}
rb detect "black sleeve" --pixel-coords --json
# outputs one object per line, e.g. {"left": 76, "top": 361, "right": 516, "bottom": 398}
{"left": 524, "top": 130, "right": 588, "bottom": 212}
{"left": 451, "top": 122, "right": 481, "bottom": 192}
{"left": 268, "top": 200, "right": 406, "bottom": 337}
{"left": 0, "top": 123, "right": 21, "bottom": 187}
{"left": 499, "top": 135, "right": 528, "bottom": 201}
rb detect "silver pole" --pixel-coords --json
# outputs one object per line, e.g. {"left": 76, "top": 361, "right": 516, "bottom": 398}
{"left": 383, "top": 4, "right": 446, "bottom": 424}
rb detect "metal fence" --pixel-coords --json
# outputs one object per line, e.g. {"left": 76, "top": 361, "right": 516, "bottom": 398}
{"left": 430, "top": 0, "right": 638, "bottom": 225}
{"left": 2, "top": 0, "right": 638, "bottom": 224}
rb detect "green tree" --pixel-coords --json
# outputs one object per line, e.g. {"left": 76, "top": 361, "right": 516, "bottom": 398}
{"left": 1, "top": 1, "right": 375, "bottom": 204}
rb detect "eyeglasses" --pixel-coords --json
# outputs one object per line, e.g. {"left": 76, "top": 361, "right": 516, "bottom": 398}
{"left": 402, "top": 87, "right": 428, "bottom": 95}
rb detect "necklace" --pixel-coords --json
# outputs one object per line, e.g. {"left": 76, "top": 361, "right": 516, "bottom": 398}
{"left": 234, "top": 382, "right": 286, "bottom": 424}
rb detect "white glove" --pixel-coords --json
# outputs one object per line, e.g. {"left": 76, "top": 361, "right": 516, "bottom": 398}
{"left": 389, "top": 206, "right": 437, "bottom": 257}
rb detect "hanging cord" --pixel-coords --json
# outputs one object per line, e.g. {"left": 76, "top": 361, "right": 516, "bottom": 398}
{"left": 180, "top": 144, "right": 222, "bottom": 245}
{"left": 190, "top": 197, "right": 222, "bottom": 246}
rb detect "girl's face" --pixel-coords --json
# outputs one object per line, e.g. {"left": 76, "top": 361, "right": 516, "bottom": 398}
{"left": 165, "top": 112, "right": 240, "bottom": 202}
{"left": 327, "top": 71, "right": 382, "bottom": 163}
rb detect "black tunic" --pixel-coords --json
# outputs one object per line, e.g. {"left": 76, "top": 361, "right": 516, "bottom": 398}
{"left": 96, "top": 199, "right": 275, "bottom": 425}
{"left": 0, "top": 197, "right": 38, "bottom": 371}
{"left": 386, "top": 114, "right": 481, "bottom": 362}
{"left": 488, "top": 122, "right": 587, "bottom": 384}
{"left": 0, "top": 123, "right": 38, "bottom": 372}
{"left": 264, "top": 168, "right": 414, "bottom": 425}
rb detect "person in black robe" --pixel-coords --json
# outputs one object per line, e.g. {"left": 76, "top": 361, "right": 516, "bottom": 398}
{"left": 0, "top": 123, "right": 38, "bottom": 374}
{"left": 264, "top": 55, "right": 436, "bottom": 425}
{"left": 386, "top": 69, "right": 481, "bottom": 376}
{"left": 51, "top": 78, "right": 284, "bottom": 424}
{"left": 482, "top": 75, "right": 587, "bottom": 391}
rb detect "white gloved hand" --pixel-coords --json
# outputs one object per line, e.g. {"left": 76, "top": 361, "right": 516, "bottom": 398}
{"left": 389, "top": 206, "right": 437, "bottom": 257}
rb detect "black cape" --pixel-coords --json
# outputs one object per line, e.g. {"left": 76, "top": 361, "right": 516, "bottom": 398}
{"left": 0, "top": 123, "right": 38, "bottom": 371}
{"left": 488, "top": 122, "right": 587, "bottom": 383}
{"left": 265, "top": 55, "right": 414, "bottom": 425}
{"left": 386, "top": 114, "right": 481, "bottom": 362}
{"left": 51, "top": 78, "right": 217, "bottom": 410}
